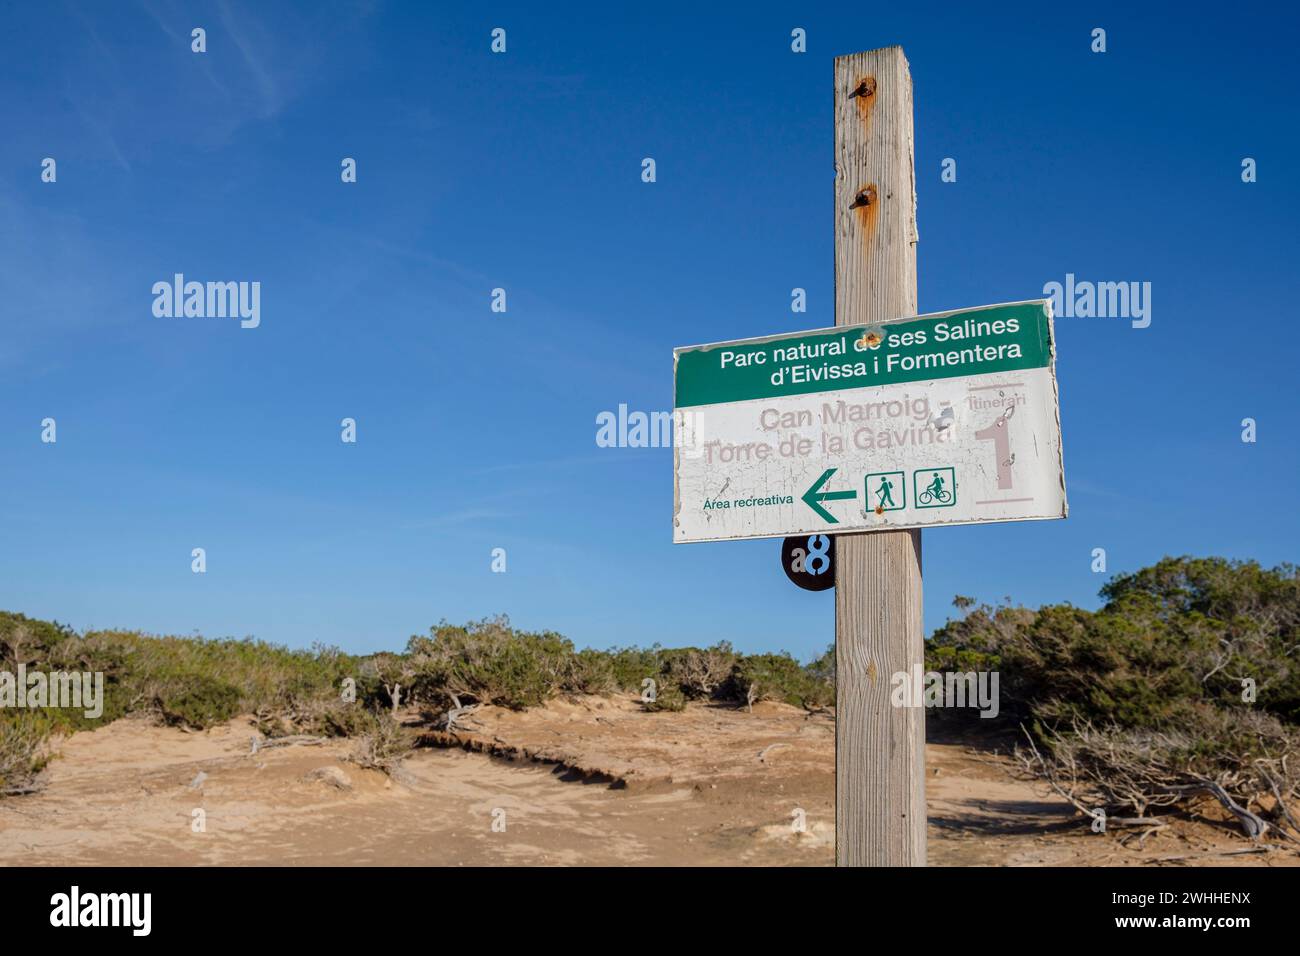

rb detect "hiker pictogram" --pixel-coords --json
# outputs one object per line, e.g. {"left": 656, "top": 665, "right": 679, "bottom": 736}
{"left": 865, "top": 471, "right": 905, "bottom": 512}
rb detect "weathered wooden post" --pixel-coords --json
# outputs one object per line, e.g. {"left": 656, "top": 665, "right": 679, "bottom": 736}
{"left": 833, "top": 46, "right": 926, "bottom": 867}
{"left": 675, "top": 42, "right": 1064, "bottom": 867}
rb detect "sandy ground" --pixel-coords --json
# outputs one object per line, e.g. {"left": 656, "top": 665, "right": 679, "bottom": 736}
{"left": 1, "top": 696, "right": 1294, "bottom": 866}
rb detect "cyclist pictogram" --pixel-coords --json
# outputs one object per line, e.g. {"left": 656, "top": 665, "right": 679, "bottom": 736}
{"left": 913, "top": 467, "right": 956, "bottom": 508}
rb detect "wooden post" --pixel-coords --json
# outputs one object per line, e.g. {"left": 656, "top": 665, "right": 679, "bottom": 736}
{"left": 833, "top": 46, "right": 925, "bottom": 866}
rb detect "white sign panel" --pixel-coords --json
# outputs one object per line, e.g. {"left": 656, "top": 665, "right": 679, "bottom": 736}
{"left": 673, "top": 300, "right": 1067, "bottom": 543}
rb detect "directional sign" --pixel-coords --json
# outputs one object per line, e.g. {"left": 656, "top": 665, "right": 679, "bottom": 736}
{"left": 672, "top": 300, "right": 1067, "bottom": 543}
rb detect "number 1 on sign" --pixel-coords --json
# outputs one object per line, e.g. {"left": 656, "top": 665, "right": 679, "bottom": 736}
{"left": 974, "top": 416, "right": 1013, "bottom": 489}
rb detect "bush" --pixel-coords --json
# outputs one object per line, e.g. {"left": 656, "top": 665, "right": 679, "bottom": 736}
{"left": 0, "top": 712, "right": 53, "bottom": 794}
{"left": 662, "top": 643, "right": 737, "bottom": 699}
{"left": 0, "top": 613, "right": 76, "bottom": 662}
{"left": 929, "top": 557, "right": 1300, "bottom": 732}
{"left": 734, "top": 652, "right": 829, "bottom": 710}
{"left": 406, "top": 616, "right": 578, "bottom": 710}
{"left": 641, "top": 681, "right": 687, "bottom": 712}
{"left": 0, "top": 605, "right": 847, "bottom": 801}
{"left": 348, "top": 709, "right": 412, "bottom": 773}
{"left": 930, "top": 557, "right": 1300, "bottom": 837}
{"left": 603, "top": 645, "right": 665, "bottom": 693}
{"left": 157, "top": 674, "right": 242, "bottom": 730}
{"left": 569, "top": 649, "right": 618, "bottom": 695}
{"left": 807, "top": 644, "right": 835, "bottom": 688}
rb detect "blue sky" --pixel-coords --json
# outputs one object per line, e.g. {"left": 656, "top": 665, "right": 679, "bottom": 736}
{"left": 2, "top": 1, "right": 1296, "bottom": 659}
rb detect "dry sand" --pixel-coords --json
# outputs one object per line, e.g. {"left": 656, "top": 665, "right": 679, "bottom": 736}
{"left": 0, "top": 696, "right": 1293, "bottom": 866}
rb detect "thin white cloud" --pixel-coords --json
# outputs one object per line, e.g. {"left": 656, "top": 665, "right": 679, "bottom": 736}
{"left": 217, "top": 0, "right": 281, "bottom": 118}
{"left": 136, "top": 0, "right": 232, "bottom": 101}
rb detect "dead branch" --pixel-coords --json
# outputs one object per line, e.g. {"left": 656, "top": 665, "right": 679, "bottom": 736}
{"left": 1150, "top": 846, "right": 1273, "bottom": 864}
{"left": 435, "top": 694, "right": 481, "bottom": 735}
{"left": 0, "top": 785, "right": 43, "bottom": 796}
{"left": 758, "top": 742, "right": 792, "bottom": 765}
{"left": 249, "top": 734, "right": 327, "bottom": 754}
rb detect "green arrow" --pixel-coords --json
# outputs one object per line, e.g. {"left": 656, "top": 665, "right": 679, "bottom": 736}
{"left": 802, "top": 468, "right": 857, "bottom": 523}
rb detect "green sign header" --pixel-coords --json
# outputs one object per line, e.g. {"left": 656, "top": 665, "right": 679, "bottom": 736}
{"left": 674, "top": 301, "right": 1053, "bottom": 409}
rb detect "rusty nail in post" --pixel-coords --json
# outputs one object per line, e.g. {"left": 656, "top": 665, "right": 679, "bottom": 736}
{"left": 848, "top": 77, "right": 876, "bottom": 99}
{"left": 849, "top": 186, "right": 876, "bottom": 209}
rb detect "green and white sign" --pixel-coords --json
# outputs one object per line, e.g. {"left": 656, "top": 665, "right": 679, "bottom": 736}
{"left": 672, "top": 300, "right": 1067, "bottom": 543}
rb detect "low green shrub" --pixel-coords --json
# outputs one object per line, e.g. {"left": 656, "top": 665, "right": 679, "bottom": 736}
{"left": 0, "top": 605, "right": 844, "bottom": 800}
{"left": 156, "top": 674, "right": 242, "bottom": 730}
{"left": 406, "top": 616, "right": 578, "bottom": 710}
{"left": 604, "top": 646, "right": 665, "bottom": 692}
{"left": 641, "top": 681, "right": 687, "bottom": 712}
{"left": 0, "top": 712, "right": 53, "bottom": 794}
{"left": 662, "top": 643, "right": 737, "bottom": 699}
{"left": 569, "top": 649, "right": 618, "bottom": 695}
{"left": 929, "top": 557, "right": 1300, "bottom": 833}
{"left": 348, "top": 709, "right": 412, "bottom": 773}
{"left": 734, "top": 652, "right": 829, "bottom": 709}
